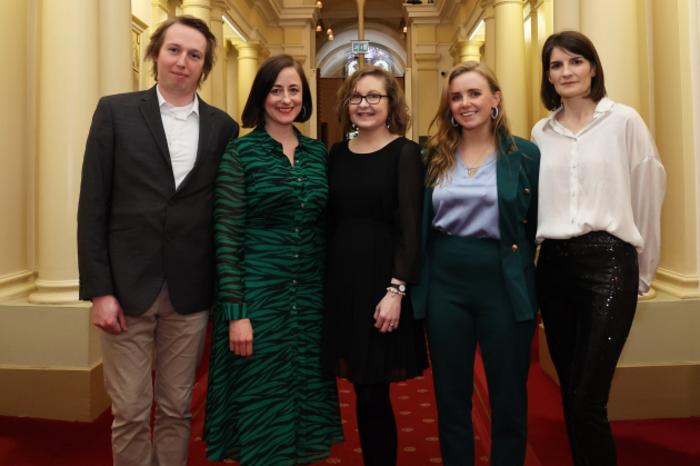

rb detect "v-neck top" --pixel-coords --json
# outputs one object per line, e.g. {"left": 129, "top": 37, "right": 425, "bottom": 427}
{"left": 431, "top": 150, "right": 500, "bottom": 239}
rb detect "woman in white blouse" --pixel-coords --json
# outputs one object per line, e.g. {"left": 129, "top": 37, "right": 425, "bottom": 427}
{"left": 531, "top": 31, "right": 666, "bottom": 466}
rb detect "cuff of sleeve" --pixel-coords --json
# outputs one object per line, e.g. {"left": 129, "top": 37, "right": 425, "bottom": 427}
{"left": 219, "top": 302, "right": 248, "bottom": 321}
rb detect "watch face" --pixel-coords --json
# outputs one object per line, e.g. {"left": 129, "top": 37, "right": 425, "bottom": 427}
{"left": 397, "top": 284, "right": 406, "bottom": 292}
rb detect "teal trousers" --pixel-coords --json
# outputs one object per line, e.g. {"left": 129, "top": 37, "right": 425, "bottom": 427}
{"left": 425, "top": 233, "right": 536, "bottom": 466}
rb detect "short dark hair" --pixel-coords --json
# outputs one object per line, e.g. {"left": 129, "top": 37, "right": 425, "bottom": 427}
{"left": 540, "top": 30, "right": 606, "bottom": 111}
{"left": 335, "top": 66, "right": 411, "bottom": 136}
{"left": 241, "top": 55, "right": 313, "bottom": 128}
{"left": 145, "top": 15, "right": 217, "bottom": 89}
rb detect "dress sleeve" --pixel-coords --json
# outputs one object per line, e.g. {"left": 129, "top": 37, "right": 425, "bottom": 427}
{"left": 627, "top": 118, "right": 667, "bottom": 293}
{"left": 393, "top": 140, "right": 425, "bottom": 284}
{"left": 213, "top": 141, "right": 248, "bottom": 321}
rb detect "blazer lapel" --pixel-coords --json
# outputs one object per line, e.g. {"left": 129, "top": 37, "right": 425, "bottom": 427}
{"left": 497, "top": 144, "right": 522, "bottom": 242}
{"left": 139, "top": 86, "right": 171, "bottom": 168}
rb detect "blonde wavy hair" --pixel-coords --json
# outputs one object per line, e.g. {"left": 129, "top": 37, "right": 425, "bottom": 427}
{"left": 425, "top": 61, "right": 516, "bottom": 187}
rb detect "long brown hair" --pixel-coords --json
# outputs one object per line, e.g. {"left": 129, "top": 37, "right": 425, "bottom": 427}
{"left": 334, "top": 66, "right": 411, "bottom": 136}
{"left": 425, "top": 61, "right": 516, "bottom": 187}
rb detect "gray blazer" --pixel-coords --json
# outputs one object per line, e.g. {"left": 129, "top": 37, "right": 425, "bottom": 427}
{"left": 78, "top": 86, "right": 239, "bottom": 315}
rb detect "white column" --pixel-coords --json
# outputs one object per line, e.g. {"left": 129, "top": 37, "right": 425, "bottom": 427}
{"left": 99, "top": 0, "right": 132, "bottom": 96}
{"left": 210, "top": 1, "right": 226, "bottom": 110}
{"left": 30, "top": 0, "right": 100, "bottom": 304}
{"left": 481, "top": 0, "right": 496, "bottom": 70}
{"left": 181, "top": 0, "right": 213, "bottom": 102}
{"left": 580, "top": 0, "right": 641, "bottom": 111}
{"left": 493, "top": 0, "right": 528, "bottom": 138}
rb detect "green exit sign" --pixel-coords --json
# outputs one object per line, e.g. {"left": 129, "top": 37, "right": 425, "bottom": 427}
{"left": 351, "top": 41, "right": 369, "bottom": 53}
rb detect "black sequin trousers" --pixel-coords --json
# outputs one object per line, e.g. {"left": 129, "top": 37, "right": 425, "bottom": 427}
{"left": 537, "top": 232, "right": 639, "bottom": 466}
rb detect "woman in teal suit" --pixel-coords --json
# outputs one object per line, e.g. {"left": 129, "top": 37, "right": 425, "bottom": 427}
{"left": 412, "top": 61, "right": 540, "bottom": 466}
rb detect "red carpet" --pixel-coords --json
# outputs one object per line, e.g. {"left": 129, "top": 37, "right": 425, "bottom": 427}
{"left": 1, "top": 324, "right": 699, "bottom": 465}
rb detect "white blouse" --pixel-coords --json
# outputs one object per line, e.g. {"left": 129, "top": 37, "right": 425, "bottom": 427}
{"left": 531, "top": 97, "right": 667, "bottom": 293}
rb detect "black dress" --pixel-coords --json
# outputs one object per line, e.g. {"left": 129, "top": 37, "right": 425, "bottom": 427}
{"left": 322, "top": 137, "right": 429, "bottom": 384}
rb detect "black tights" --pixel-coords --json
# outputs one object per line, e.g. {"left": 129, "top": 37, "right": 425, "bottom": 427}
{"left": 353, "top": 383, "right": 397, "bottom": 466}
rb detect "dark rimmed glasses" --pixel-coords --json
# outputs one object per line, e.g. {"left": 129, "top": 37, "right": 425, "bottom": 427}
{"left": 349, "top": 94, "right": 389, "bottom": 105}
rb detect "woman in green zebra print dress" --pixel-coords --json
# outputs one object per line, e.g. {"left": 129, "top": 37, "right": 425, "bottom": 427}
{"left": 203, "top": 55, "right": 343, "bottom": 466}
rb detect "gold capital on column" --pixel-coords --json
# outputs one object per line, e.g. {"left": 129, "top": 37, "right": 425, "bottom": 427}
{"left": 459, "top": 38, "right": 484, "bottom": 64}
{"left": 30, "top": 0, "right": 100, "bottom": 304}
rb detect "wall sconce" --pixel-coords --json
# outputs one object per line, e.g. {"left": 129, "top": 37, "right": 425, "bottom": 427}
{"left": 329, "top": 34, "right": 334, "bottom": 40}
{"left": 317, "top": 0, "right": 322, "bottom": 8}
{"left": 399, "top": 18, "right": 407, "bottom": 35}
{"left": 316, "top": 19, "right": 323, "bottom": 32}
{"left": 327, "top": 28, "right": 332, "bottom": 35}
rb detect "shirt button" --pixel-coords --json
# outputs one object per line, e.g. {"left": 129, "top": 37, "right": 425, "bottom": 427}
{"left": 292, "top": 306, "right": 296, "bottom": 310}
{"left": 295, "top": 228, "right": 299, "bottom": 232}
{"left": 571, "top": 219, "right": 575, "bottom": 224}
{"left": 292, "top": 280, "right": 297, "bottom": 284}
{"left": 572, "top": 192, "right": 576, "bottom": 197}
{"left": 512, "top": 245, "right": 518, "bottom": 252}
{"left": 298, "top": 178, "right": 302, "bottom": 182}
{"left": 523, "top": 188, "right": 530, "bottom": 194}
{"left": 523, "top": 220, "right": 528, "bottom": 224}
{"left": 301, "top": 203, "right": 305, "bottom": 208}
{"left": 294, "top": 254, "right": 299, "bottom": 258}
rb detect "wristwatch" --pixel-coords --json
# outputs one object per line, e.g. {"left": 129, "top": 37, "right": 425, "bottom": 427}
{"left": 388, "top": 283, "right": 406, "bottom": 293}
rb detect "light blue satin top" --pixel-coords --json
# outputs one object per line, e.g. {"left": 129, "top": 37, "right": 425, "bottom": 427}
{"left": 431, "top": 150, "right": 501, "bottom": 239}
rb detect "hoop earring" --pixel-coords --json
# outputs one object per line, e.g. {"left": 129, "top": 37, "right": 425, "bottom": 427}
{"left": 301, "top": 106, "right": 306, "bottom": 119}
{"left": 451, "top": 116, "right": 459, "bottom": 127}
{"left": 491, "top": 107, "right": 499, "bottom": 120}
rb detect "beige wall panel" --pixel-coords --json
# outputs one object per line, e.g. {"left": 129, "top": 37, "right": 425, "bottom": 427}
{"left": 0, "top": 1, "right": 28, "bottom": 279}
{"left": 0, "top": 301, "right": 95, "bottom": 368}
{"left": 131, "top": 0, "right": 152, "bottom": 26}
{"left": 539, "top": 323, "right": 700, "bottom": 420}
{"left": 0, "top": 363, "right": 110, "bottom": 422}
{"left": 652, "top": 0, "right": 697, "bottom": 277}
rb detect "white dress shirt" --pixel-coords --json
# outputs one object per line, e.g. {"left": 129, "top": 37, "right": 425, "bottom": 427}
{"left": 531, "top": 97, "right": 667, "bottom": 293}
{"left": 156, "top": 85, "right": 200, "bottom": 189}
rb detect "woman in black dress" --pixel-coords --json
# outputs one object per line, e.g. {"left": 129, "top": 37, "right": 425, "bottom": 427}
{"left": 322, "top": 66, "right": 429, "bottom": 466}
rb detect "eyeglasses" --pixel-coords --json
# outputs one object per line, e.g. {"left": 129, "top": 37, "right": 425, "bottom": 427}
{"left": 349, "top": 94, "right": 389, "bottom": 105}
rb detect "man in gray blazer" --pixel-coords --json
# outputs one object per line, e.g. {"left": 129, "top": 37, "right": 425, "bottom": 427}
{"left": 77, "top": 15, "right": 238, "bottom": 466}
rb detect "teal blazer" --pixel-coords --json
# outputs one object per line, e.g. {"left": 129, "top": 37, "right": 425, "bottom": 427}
{"left": 411, "top": 135, "right": 540, "bottom": 323}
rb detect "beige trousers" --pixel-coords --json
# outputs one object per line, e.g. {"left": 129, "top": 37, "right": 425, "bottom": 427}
{"left": 100, "top": 282, "right": 209, "bottom": 466}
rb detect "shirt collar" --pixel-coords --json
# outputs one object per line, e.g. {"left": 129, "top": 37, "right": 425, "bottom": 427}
{"left": 156, "top": 84, "right": 200, "bottom": 116}
{"left": 544, "top": 96, "right": 614, "bottom": 131}
{"left": 253, "top": 125, "right": 306, "bottom": 148}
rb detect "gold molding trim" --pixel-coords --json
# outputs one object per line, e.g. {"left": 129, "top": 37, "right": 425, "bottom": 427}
{"left": 652, "top": 268, "right": 700, "bottom": 299}
{"left": 0, "top": 270, "right": 36, "bottom": 303}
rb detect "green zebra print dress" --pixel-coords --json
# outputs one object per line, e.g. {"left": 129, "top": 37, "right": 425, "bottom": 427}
{"left": 203, "top": 127, "right": 344, "bottom": 465}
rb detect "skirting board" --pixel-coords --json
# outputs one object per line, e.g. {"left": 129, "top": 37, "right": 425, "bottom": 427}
{"left": 0, "top": 362, "right": 111, "bottom": 422}
{"left": 538, "top": 324, "right": 700, "bottom": 420}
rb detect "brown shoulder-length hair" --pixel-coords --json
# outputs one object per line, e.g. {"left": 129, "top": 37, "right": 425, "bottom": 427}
{"left": 334, "top": 66, "right": 411, "bottom": 136}
{"left": 241, "top": 54, "right": 313, "bottom": 128}
{"left": 145, "top": 15, "right": 217, "bottom": 89}
{"left": 540, "top": 30, "right": 606, "bottom": 110}
{"left": 425, "top": 61, "right": 515, "bottom": 188}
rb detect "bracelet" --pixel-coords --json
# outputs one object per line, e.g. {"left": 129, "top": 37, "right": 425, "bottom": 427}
{"left": 387, "top": 283, "right": 406, "bottom": 293}
{"left": 386, "top": 286, "right": 406, "bottom": 297}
